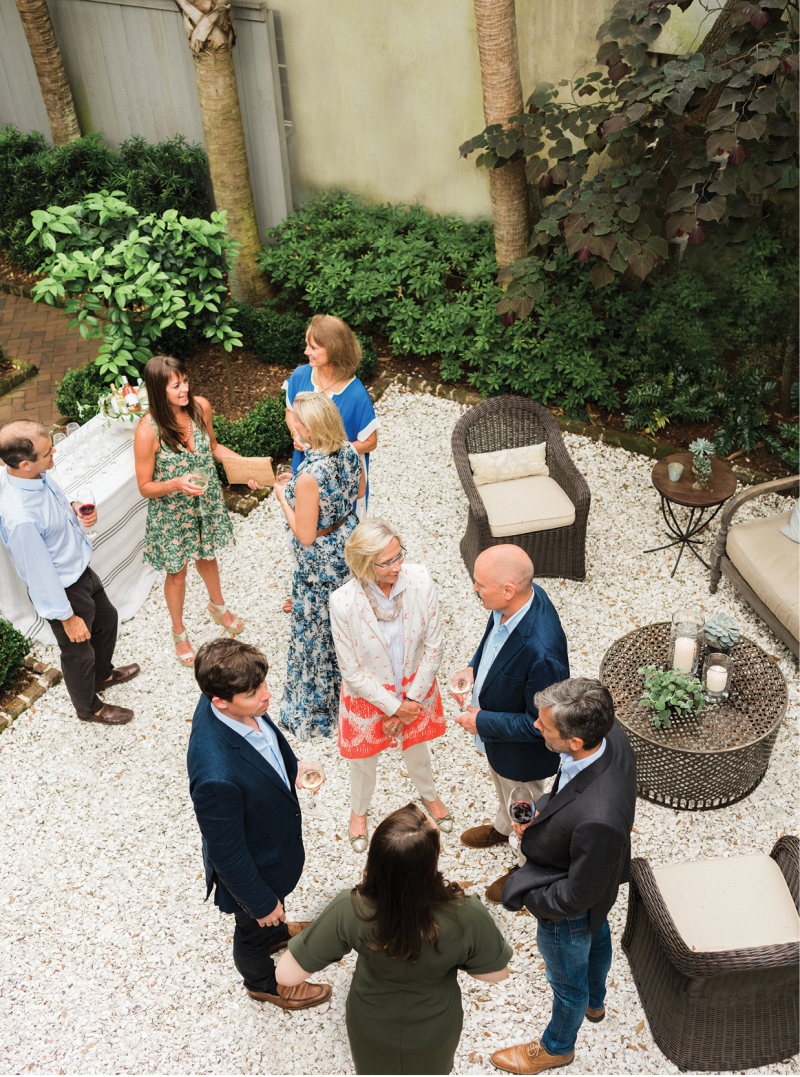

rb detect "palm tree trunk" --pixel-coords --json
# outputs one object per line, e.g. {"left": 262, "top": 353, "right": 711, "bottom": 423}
{"left": 175, "top": 0, "right": 268, "bottom": 306}
{"left": 14, "top": 0, "right": 80, "bottom": 145}
{"left": 473, "top": 0, "right": 530, "bottom": 268}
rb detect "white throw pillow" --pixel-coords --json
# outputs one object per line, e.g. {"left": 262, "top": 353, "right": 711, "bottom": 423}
{"left": 468, "top": 442, "right": 549, "bottom": 487}
{"left": 780, "top": 500, "right": 799, "bottom": 543}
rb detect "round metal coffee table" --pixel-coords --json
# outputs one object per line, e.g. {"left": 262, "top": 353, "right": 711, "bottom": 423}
{"left": 600, "top": 622, "right": 787, "bottom": 810}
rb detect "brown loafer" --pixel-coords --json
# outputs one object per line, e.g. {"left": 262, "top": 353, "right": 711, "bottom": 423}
{"left": 95, "top": 664, "right": 141, "bottom": 691}
{"left": 491, "top": 1039, "right": 574, "bottom": 1074}
{"left": 78, "top": 704, "right": 134, "bottom": 725}
{"left": 270, "top": 920, "right": 312, "bottom": 954}
{"left": 247, "top": 980, "right": 332, "bottom": 1010}
{"left": 461, "top": 824, "right": 509, "bottom": 849}
{"left": 485, "top": 866, "right": 519, "bottom": 904}
{"left": 586, "top": 1006, "right": 605, "bottom": 1022}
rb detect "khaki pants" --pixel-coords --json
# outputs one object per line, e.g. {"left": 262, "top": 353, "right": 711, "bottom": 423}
{"left": 489, "top": 762, "right": 548, "bottom": 867}
{"left": 350, "top": 741, "right": 437, "bottom": 815}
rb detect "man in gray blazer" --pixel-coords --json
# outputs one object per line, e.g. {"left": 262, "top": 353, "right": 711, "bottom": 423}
{"left": 491, "top": 678, "right": 636, "bottom": 1075}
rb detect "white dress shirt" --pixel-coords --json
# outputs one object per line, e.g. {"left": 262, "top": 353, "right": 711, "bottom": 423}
{"left": 211, "top": 704, "right": 290, "bottom": 788}
{"left": 0, "top": 468, "right": 92, "bottom": 620}
{"left": 556, "top": 738, "right": 607, "bottom": 791}
{"left": 471, "top": 591, "right": 535, "bottom": 753}
{"left": 366, "top": 578, "right": 406, "bottom": 700}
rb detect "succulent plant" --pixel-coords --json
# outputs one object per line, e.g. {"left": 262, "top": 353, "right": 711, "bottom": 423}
{"left": 689, "top": 437, "right": 715, "bottom": 479}
{"left": 704, "top": 612, "right": 740, "bottom": 649}
{"left": 638, "top": 666, "right": 705, "bottom": 729}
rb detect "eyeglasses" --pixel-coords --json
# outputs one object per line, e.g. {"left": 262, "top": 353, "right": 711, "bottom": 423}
{"left": 374, "top": 547, "right": 406, "bottom": 570}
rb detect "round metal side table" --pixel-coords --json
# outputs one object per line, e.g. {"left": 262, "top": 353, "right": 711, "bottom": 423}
{"left": 600, "top": 622, "right": 787, "bottom": 810}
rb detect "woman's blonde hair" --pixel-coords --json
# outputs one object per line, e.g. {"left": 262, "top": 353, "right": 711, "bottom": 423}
{"left": 344, "top": 518, "right": 404, "bottom": 582}
{"left": 292, "top": 391, "right": 348, "bottom": 454}
{"left": 307, "top": 314, "right": 362, "bottom": 380}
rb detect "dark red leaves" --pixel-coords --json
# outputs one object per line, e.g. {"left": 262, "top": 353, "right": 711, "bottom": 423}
{"left": 528, "top": 104, "right": 541, "bottom": 115}
{"left": 539, "top": 174, "right": 554, "bottom": 189}
{"left": 727, "top": 144, "right": 747, "bottom": 166}
{"left": 500, "top": 311, "right": 516, "bottom": 327}
{"left": 558, "top": 220, "right": 566, "bottom": 231}
{"left": 687, "top": 226, "right": 707, "bottom": 246}
{"left": 577, "top": 248, "right": 592, "bottom": 262}
{"left": 676, "top": 230, "right": 685, "bottom": 237}
{"left": 608, "top": 63, "right": 630, "bottom": 83}
{"left": 750, "top": 10, "right": 769, "bottom": 29}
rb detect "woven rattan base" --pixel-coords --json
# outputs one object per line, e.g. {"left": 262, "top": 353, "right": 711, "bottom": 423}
{"left": 600, "top": 623, "right": 787, "bottom": 811}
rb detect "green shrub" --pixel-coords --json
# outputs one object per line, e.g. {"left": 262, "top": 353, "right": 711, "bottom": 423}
{"left": 212, "top": 395, "right": 293, "bottom": 484}
{"left": 0, "top": 618, "right": 31, "bottom": 694}
{"left": 55, "top": 362, "right": 108, "bottom": 424}
{"left": 0, "top": 126, "right": 208, "bottom": 272}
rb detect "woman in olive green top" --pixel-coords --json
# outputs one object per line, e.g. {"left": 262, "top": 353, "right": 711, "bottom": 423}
{"left": 276, "top": 804, "right": 512, "bottom": 1075}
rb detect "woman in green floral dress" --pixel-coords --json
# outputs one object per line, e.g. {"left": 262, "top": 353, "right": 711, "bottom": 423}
{"left": 134, "top": 355, "right": 260, "bottom": 665}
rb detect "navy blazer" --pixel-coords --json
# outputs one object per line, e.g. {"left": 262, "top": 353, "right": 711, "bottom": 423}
{"left": 186, "top": 694, "right": 304, "bottom": 920}
{"left": 472, "top": 584, "right": 570, "bottom": 781}
{"left": 502, "top": 720, "right": 637, "bottom": 937}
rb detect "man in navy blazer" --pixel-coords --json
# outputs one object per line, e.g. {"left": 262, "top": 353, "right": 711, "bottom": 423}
{"left": 453, "top": 545, "right": 569, "bottom": 902}
{"left": 187, "top": 637, "right": 331, "bottom": 1011}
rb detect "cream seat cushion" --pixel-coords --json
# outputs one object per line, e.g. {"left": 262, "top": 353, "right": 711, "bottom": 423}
{"left": 653, "top": 854, "right": 800, "bottom": 953}
{"left": 477, "top": 475, "right": 576, "bottom": 538}
{"left": 726, "top": 510, "right": 799, "bottom": 640}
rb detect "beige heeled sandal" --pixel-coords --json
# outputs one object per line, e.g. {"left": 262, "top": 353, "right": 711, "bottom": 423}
{"left": 171, "top": 628, "right": 195, "bottom": 666}
{"left": 208, "top": 601, "right": 244, "bottom": 636}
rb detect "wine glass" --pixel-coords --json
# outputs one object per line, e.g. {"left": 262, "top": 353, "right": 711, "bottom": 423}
{"left": 449, "top": 665, "right": 473, "bottom": 708}
{"left": 66, "top": 422, "right": 80, "bottom": 438}
{"left": 275, "top": 463, "right": 293, "bottom": 485}
{"left": 75, "top": 485, "right": 98, "bottom": 540}
{"left": 186, "top": 468, "right": 209, "bottom": 515}
{"left": 297, "top": 762, "right": 326, "bottom": 814}
{"left": 52, "top": 432, "right": 66, "bottom": 484}
{"left": 507, "top": 785, "right": 536, "bottom": 827}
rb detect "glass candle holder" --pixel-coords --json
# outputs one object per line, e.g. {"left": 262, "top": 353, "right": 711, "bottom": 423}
{"left": 668, "top": 609, "right": 704, "bottom": 676}
{"left": 703, "top": 652, "right": 733, "bottom": 704}
{"left": 667, "top": 462, "right": 684, "bottom": 482}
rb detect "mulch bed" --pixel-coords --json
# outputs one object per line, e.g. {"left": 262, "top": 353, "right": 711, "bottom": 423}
{"left": 0, "top": 251, "right": 44, "bottom": 291}
{"left": 0, "top": 668, "right": 36, "bottom": 713}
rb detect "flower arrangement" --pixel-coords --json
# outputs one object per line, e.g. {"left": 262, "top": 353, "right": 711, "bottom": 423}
{"left": 703, "top": 612, "right": 741, "bottom": 652}
{"left": 689, "top": 437, "right": 715, "bottom": 490}
{"left": 638, "top": 665, "right": 705, "bottom": 729}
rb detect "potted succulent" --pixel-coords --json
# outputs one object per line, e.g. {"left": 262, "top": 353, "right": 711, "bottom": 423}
{"left": 703, "top": 612, "right": 741, "bottom": 655}
{"left": 689, "top": 437, "right": 715, "bottom": 491}
{"left": 638, "top": 665, "right": 705, "bottom": 729}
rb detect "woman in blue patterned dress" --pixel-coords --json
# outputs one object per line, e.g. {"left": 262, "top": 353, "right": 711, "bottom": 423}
{"left": 274, "top": 392, "right": 365, "bottom": 739}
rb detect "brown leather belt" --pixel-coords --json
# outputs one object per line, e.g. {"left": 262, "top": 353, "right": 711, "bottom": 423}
{"left": 317, "top": 510, "right": 354, "bottom": 537}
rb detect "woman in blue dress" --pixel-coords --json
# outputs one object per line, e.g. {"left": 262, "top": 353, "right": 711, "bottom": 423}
{"left": 274, "top": 391, "right": 365, "bottom": 740}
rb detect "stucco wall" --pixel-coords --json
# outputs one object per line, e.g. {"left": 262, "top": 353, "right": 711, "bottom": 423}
{"left": 276, "top": 0, "right": 724, "bottom": 221}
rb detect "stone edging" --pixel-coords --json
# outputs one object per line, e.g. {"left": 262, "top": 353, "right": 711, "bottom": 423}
{"left": 224, "top": 484, "right": 272, "bottom": 517}
{"left": 369, "top": 374, "right": 781, "bottom": 487}
{"left": 0, "top": 656, "right": 63, "bottom": 732}
{"left": 0, "top": 358, "right": 38, "bottom": 399}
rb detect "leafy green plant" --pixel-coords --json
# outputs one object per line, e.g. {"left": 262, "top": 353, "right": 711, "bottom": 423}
{"left": 0, "top": 126, "right": 208, "bottom": 272}
{"left": 231, "top": 304, "right": 307, "bottom": 367}
{"left": 27, "top": 191, "right": 242, "bottom": 383}
{"left": 55, "top": 362, "right": 109, "bottom": 424}
{"left": 689, "top": 437, "right": 715, "bottom": 483}
{"left": 703, "top": 612, "right": 741, "bottom": 650}
{"left": 212, "top": 395, "right": 293, "bottom": 484}
{"left": 638, "top": 665, "right": 705, "bottom": 729}
{"left": 775, "top": 421, "right": 799, "bottom": 470}
{"left": 0, "top": 618, "right": 32, "bottom": 694}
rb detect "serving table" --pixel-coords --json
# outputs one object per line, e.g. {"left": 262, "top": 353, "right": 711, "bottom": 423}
{"left": 0, "top": 415, "right": 157, "bottom": 646}
{"left": 600, "top": 622, "right": 787, "bottom": 810}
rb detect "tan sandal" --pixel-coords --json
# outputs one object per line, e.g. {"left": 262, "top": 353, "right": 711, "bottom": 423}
{"left": 171, "top": 628, "right": 195, "bottom": 666}
{"left": 208, "top": 601, "right": 244, "bottom": 636}
{"left": 282, "top": 598, "right": 292, "bottom": 613}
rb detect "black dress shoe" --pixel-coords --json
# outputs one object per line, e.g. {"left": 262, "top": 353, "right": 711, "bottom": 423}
{"left": 78, "top": 704, "right": 134, "bottom": 725}
{"left": 95, "top": 664, "right": 141, "bottom": 691}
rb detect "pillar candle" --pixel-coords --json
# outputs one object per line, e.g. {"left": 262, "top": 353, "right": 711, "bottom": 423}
{"left": 706, "top": 665, "right": 728, "bottom": 693}
{"left": 673, "top": 636, "right": 696, "bottom": 672}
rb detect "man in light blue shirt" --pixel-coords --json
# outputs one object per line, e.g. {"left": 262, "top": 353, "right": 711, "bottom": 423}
{"left": 0, "top": 420, "right": 139, "bottom": 725}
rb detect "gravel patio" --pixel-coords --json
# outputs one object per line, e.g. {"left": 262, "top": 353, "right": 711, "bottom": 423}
{"left": 0, "top": 384, "right": 797, "bottom": 1076}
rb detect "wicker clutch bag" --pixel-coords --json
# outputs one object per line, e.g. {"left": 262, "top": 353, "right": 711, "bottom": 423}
{"left": 222, "top": 456, "right": 275, "bottom": 487}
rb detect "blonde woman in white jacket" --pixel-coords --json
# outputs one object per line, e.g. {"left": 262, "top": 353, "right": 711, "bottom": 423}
{"left": 330, "top": 518, "right": 452, "bottom": 851}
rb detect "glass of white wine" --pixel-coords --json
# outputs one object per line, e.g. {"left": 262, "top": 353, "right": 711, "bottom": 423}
{"left": 275, "top": 463, "right": 293, "bottom": 486}
{"left": 449, "top": 665, "right": 473, "bottom": 709}
{"left": 186, "top": 468, "right": 209, "bottom": 515}
{"left": 297, "top": 761, "right": 326, "bottom": 814}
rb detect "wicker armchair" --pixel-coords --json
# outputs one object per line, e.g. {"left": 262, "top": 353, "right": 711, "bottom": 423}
{"left": 451, "top": 397, "right": 590, "bottom": 580}
{"left": 709, "top": 475, "right": 799, "bottom": 658}
{"left": 622, "top": 836, "right": 799, "bottom": 1072}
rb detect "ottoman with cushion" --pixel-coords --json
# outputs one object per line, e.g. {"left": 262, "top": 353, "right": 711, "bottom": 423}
{"left": 710, "top": 475, "right": 799, "bottom": 657}
{"left": 451, "top": 397, "right": 590, "bottom": 580}
{"left": 622, "top": 836, "right": 799, "bottom": 1071}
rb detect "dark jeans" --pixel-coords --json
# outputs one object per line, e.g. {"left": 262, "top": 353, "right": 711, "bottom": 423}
{"left": 537, "top": 914, "right": 612, "bottom": 1056}
{"left": 46, "top": 567, "right": 117, "bottom": 717}
{"left": 233, "top": 909, "right": 290, "bottom": 994}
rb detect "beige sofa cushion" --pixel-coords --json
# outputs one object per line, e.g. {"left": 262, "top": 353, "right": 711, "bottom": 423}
{"left": 726, "top": 510, "right": 799, "bottom": 641}
{"left": 469, "top": 442, "right": 549, "bottom": 486}
{"left": 477, "top": 475, "right": 575, "bottom": 538}
{"left": 653, "top": 854, "right": 800, "bottom": 953}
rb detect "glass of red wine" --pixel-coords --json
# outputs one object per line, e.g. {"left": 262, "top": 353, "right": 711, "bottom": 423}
{"left": 508, "top": 785, "right": 536, "bottom": 827}
{"left": 75, "top": 485, "right": 97, "bottom": 540}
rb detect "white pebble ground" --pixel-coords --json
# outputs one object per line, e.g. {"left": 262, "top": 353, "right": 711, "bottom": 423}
{"left": 0, "top": 384, "right": 797, "bottom": 1075}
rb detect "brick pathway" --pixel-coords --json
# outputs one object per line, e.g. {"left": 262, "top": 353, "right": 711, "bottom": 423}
{"left": 0, "top": 292, "right": 100, "bottom": 428}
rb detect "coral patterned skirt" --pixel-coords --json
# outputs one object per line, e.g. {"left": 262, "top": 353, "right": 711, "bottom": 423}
{"left": 338, "top": 673, "right": 446, "bottom": 760}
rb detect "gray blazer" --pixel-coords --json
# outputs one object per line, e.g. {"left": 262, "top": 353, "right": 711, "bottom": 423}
{"left": 502, "top": 720, "right": 637, "bottom": 937}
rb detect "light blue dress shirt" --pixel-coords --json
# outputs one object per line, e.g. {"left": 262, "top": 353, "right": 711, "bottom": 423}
{"left": 0, "top": 468, "right": 92, "bottom": 621}
{"left": 556, "top": 737, "right": 607, "bottom": 791}
{"left": 471, "top": 591, "right": 535, "bottom": 754}
{"left": 211, "top": 704, "right": 290, "bottom": 788}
